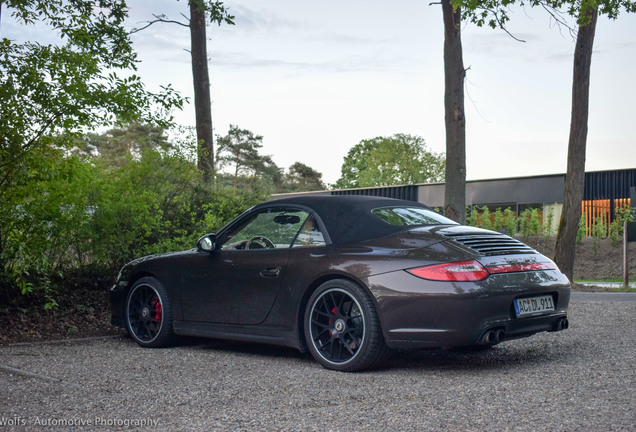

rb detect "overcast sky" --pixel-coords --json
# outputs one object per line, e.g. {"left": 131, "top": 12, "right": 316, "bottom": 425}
{"left": 7, "top": 0, "right": 636, "bottom": 186}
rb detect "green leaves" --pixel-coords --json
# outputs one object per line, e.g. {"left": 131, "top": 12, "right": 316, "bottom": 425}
{"left": 204, "top": 0, "right": 236, "bottom": 26}
{"left": 334, "top": 134, "right": 446, "bottom": 189}
{"left": 456, "top": 0, "right": 634, "bottom": 29}
{"left": 0, "top": 138, "right": 263, "bottom": 307}
{"left": 283, "top": 162, "right": 326, "bottom": 193}
{"left": 216, "top": 124, "right": 281, "bottom": 190}
{"left": 1, "top": 0, "right": 184, "bottom": 191}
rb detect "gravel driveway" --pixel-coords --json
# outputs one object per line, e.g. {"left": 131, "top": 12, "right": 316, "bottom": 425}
{"left": 1, "top": 293, "right": 634, "bottom": 431}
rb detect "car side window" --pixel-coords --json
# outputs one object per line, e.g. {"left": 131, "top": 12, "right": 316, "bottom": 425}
{"left": 292, "top": 215, "right": 326, "bottom": 248}
{"left": 220, "top": 208, "right": 310, "bottom": 251}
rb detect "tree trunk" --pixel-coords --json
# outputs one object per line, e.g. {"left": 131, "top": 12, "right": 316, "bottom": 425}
{"left": 441, "top": 0, "right": 466, "bottom": 223}
{"left": 190, "top": 0, "right": 214, "bottom": 182}
{"left": 553, "top": 8, "right": 598, "bottom": 281}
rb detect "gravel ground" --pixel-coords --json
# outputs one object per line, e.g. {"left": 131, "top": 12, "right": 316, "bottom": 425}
{"left": 1, "top": 294, "right": 634, "bottom": 432}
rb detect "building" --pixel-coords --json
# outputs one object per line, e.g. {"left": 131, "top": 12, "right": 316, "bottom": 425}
{"left": 273, "top": 168, "right": 636, "bottom": 234}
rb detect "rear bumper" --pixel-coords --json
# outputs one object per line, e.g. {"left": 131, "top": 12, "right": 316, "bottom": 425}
{"left": 366, "top": 269, "right": 571, "bottom": 349}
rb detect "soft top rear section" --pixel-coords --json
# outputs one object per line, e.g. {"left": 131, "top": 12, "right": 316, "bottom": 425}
{"left": 434, "top": 225, "right": 537, "bottom": 256}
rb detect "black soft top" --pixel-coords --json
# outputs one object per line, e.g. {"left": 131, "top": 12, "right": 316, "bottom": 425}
{"left": 260, "top": 195, "right": 433, "bottom": 244}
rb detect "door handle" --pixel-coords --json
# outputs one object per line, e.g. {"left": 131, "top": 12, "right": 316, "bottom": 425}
{"left": 260, "top": 266, "right": 281, "bottom": 278}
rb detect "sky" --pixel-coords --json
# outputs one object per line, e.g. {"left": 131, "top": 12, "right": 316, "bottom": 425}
{"left": 5, "top": 0, "right": 636, "bottom": 186}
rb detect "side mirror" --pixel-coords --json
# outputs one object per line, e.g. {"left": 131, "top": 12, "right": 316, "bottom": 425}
{"left": 197, "top": 234, "right": 216, "bottom": 253}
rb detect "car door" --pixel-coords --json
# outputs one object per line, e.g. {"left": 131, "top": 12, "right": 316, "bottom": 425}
{"left": 180, "top": 206, "right": 310, "bottom": 325}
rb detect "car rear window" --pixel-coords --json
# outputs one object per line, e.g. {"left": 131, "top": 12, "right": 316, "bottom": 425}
{"left": 372, "top": 207, "right": 458, "bottom": 226}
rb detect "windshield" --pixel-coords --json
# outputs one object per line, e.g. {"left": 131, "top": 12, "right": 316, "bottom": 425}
{"left": 372, "top": 206, "right": 458, "bottom": 226}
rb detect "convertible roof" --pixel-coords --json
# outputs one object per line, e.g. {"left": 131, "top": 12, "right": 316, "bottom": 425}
{"left": 261, "top": 195, "right": 431, "bottom": 244}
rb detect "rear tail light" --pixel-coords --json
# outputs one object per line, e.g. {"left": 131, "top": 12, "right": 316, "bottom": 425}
{"left": 487, "top": 262, "right": 557, "bottom": 274}
{"left": 407, "top": 260, "right": 489, "bottom": 281}
{"left": 407, "top": 260, "right": 557, "bottom": 281}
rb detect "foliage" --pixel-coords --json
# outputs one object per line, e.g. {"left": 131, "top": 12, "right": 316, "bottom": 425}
{"left": 592, "top": 215, "right": 608, "bottom": 254}
{"left": 0, "top": 130, "right": 264, "bottom": 309}
{"left": 493, "top": 208, "right": 504, "bottom": 232}
{"left": 132, "top": 0, "right": 235, "bottom": 31}
{"left": 0, "top": 0, "right": 183, "bottom": 188}
{"left": 334, "top": 134, "right": 445, "bottom": 189}
{"left": 455, "top": 0, "right": 635, "bottom": 29}
{"left": 216, "top": 125, "right": 278, "bottom": 189}
{"left": 504, "top": 208, "right": 518, "bottom": 236}
{"left": 530, "top": 208, "right": 541, "bottom": 238}
{"left": 609, "top": 205, "right": 635, "bottom": 244}
{"left": 465, "top": 206, "right": 479, "bottom": 226}
{"left": 543, "top": 206, "right": 555, "bottom": 240}
{"left": 576, "top": 213, "right": 587, "bottom": 245}
{"left": 480, "top": 207, "right": 493, "bottom": 231}
{"left": 130, "top": 0, "right": 235, "bottom": 181}
{"left": 215, "top": 125, "right": 325, "bottom": 194}
{"left": 0, "top": 1, "right": 185, "bottom": 308}
{"left": 519, "top": 208, "right": 541, "bottom": 239}
{"left": 465, "top": 206, "right": 519, "bottom": 236}
{"left": 73, "top": 123, "right": 175, "bottom": 164}
{"left": 0, "top": 145, "right": 95, "bottom": 307}
{"left": 280, "top": 162, "right": 326, "bottom": 193}
{"left": 90, "top": 151, "right": 259, "bottom": 265}
{"left": 465, "top": 206, "right": 544, "bottom": 240}
{"left": 454, "top": 0, "right": 634, "bottom": 281}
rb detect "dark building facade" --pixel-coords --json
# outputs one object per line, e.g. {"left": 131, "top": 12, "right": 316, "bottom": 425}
{"left": 272, "top": 168, "right": 636, "bottom": 234}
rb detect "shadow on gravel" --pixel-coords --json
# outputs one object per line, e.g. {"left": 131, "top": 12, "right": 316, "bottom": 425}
{"left": 387, "top": 341, "right": 577, "bottom": 372}
{"left": 176, "top": 336, "right": 315, "bottom": 363}
{"left": 115, "top": 332, "right": 577, "bottom": 373}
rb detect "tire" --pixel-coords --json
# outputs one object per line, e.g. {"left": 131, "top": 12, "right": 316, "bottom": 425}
{"left": 304, "top": 279, "right": 390, "bottom": 371}
{"left": 125, "top": 277, "right": 175, "bottom": 348}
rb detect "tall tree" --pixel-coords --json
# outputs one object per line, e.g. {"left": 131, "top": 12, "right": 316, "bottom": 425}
{"left": 441, "top": 0, "right": 467, "bottom": 223}
{"left": 335, "top": 134, "right": 445, "bottom": 189}
{"left": 283, "top": 162, "right": 326, "bottom": 192}
{"left": 457, "top": 0, "right": 634, "bottom": 280}
{"left": 131, "top": 1, "right": 234, "bottom": 182}
{"left": 216, "top": 124, "right": 270, "bottom": 189}
{"left": 74, "top": 123, "right": 173, "bottom": 165}
{"left": 553, "top": 6, "right": 598, "bottom": 280}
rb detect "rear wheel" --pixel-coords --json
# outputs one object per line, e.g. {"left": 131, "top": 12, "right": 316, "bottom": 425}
{"left": 304, "top": 279, "right": 390, "bottom": 371}
{"left": 125, "top": 277, "right": 175, "bottom": 347}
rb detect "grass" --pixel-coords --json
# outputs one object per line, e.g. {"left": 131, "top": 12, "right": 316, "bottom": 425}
{"left": 575, "top": 280, "right": 636, "bottom": 292}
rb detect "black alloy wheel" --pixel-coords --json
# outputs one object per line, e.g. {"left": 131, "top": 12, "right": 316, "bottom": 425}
{"left": 125, "top": 277, "right": 175, "bottom": 348}
{"left": 304, "top": 279, "right": 389, "bottom": 371}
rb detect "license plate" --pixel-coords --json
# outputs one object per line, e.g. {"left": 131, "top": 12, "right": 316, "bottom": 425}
{"left": 514, "top": 295, "right": 555, "bottom": 317}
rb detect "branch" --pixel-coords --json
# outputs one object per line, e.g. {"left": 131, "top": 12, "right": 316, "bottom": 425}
{"left": 0, "top": 112, "right": 62, "bottom": 170}
{"left": 540, "top": 4, "right": 576, "bottom": 39}
{"left": 129, "top": 14, "right": 189, "bottom": 35}
{"left": 481, "top": 7, "right": 526, "bottom": 42}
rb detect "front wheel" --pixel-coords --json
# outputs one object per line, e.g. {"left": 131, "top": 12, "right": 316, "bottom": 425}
{"left": 304, "top": 279, "right": 390, "bottom": 371}
{"left": 125, "top": 277, "right": 175, "bottom": 347}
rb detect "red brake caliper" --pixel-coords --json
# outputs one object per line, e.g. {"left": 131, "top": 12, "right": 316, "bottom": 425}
{"left": 328, "top": 307, "right": 337, "bottom": 336}
{"left": 151, "top": 297, "right": 162, "bottom": 321}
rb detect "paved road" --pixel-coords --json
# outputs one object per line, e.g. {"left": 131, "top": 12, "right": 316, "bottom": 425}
{"left": 1, "top": 295, "right": 634, "bottom": 431}
{"left": 571, "top": 291, "right": 636, "bottom": 302}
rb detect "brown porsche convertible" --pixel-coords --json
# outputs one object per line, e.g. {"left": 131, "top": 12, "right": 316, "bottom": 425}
{"left": 110, "top": 195, "right": 570, "bottom": 371}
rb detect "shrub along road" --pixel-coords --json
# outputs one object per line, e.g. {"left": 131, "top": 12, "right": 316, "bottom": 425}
{"left": 1, "top": 293, "right": 634, "bottom": 431}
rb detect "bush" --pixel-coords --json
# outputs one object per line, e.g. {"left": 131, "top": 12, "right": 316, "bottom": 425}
{"left": 543, "top": 206, "right": 555, "bottom": 240}
{"left": 576, "top": 213, "right": 587, "bottom": 246}
{"left": 0, "top": 147, "right": 264, "bottom": 308}
{"left": 466, "top": 206, "right": 519, "bottom": 236}
{"left": 0, "top": 146, "right": 94, "bottom": 308}
{"left": 503, "top": 208, "right": 518, "bottom": 236}
{"left": 519, "top": 208, "right": 541, "bottom": 240}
